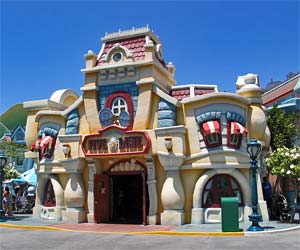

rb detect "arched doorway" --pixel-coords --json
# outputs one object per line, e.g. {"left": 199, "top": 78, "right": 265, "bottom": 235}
{"left": 202, "top": 174, "right": 244, "bottom": 208}
{"left": 191, "top": 169, "right": 250, "bottom": 224}
{"left": 94, "top": 160, "right": 148, "bottom": 225}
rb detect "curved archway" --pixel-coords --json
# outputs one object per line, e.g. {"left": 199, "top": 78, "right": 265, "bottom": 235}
{"left": 105, "top": 160, "right": 148, "bottom": 224}
{"left": 108, "top": 159, "right": 146, "bottom": 173}
{"left": 191, "top": 169, "right": 250, "bottom": 224}
{"left": 37, "top": 175, "right": 64, "bottom": 220}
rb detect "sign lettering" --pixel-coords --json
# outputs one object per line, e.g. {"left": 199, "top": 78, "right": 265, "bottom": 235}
{"left": 82, "top": 126, "right": 150, "bottom": 157}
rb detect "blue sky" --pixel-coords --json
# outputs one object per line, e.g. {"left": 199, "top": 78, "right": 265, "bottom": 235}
{"left": 1, "top": 1, "right": 299, "bottom": 114}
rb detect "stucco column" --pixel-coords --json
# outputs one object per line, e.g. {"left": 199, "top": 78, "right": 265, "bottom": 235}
{"left": 161, "top": 169, "right": 185, "bottom": 225}
{"left": 32, "top": 173, "right": 48, "bottom": 218}
{"left": 62, "top": 173, "right": 86, "bottom": 223}
{"left": 145, "top": 156, "right": 158, "bottom": 225}
{"left": 87, "top": 158, "right": 96, "bottom": 223}
{"left": 155, "top": 126, "right": 186, "bottom": 225}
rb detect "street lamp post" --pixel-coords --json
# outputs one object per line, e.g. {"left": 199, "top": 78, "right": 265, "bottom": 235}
{"left": 246, "top": 138, "right": 264, "bottom": 231}
{"left": 0, "top": 153, "right": 7, "bottom": 222}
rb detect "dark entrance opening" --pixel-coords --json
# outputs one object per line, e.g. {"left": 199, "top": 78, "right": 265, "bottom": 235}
{"left": 110, "top": 174, "right": 144, "bottom": 224}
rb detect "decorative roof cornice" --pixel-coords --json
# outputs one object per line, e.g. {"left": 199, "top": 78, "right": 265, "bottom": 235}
{"left": 101, "top": 26, "right": 161, "bottom": 44}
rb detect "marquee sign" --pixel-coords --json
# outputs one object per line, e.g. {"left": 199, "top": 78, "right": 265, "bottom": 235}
{"left": 82, "top": 125, "right": 151, "bottom": 157}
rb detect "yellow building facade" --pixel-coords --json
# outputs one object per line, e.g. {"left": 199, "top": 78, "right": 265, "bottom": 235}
{"left": 24, "top": 26, "right": 270, "bottom": 225}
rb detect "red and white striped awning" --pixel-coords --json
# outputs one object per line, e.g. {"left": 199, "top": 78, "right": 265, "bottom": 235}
{"left": 201, "top": 120, "right": 221, "bottom": 136}
{"left": 40, "top": 135, "right": 53, "bottom": 148}
{"left": 229, "top": 121, "right": 248, "bottom": 136}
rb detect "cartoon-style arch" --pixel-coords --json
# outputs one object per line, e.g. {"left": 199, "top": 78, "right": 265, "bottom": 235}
{"left": 191, "top": 169, "right": 251, "bottom": 224}
{"left": 193, "top": 169, "right": 250, "bottom": 208}
{"left": 108, "top": 159, "right": 146, "bottom": 173}
{"left": 102, "top": 43, "right": 133, "bottom": 63}
{"left": 37, "top": 174, "right": 64, "bottom": 220}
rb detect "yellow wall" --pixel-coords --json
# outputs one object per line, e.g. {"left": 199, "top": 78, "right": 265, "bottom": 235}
{"left": 181, "top": 169, "right": 203, "bottom": 223}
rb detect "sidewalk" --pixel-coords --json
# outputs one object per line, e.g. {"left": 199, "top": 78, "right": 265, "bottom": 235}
{"left": 0, "top": 214, "right": 299, "bottom": 236}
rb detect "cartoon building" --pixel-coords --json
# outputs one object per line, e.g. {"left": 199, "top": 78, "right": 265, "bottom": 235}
{"left": 24, "top": 26, "right": 270, "bottom": 225}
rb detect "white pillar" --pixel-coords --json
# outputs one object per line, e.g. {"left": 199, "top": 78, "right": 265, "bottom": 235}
{"left": 146, "top": 156, "right": 158, "bottom": 225}
{"left": 87, "top": 159, "right": 96, "bottom": 223}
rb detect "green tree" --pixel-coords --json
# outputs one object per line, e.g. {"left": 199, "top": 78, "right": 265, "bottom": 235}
{"left": 267, "top": 104, "right": 299, "bottom": 151}
{"left": 0, "top": 139, "right": 25, "bottom": 180}
{"left": 266, "top": 104, "right": 300, "bottom": 222}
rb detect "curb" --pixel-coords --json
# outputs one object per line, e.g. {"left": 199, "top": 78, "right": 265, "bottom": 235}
{"left": 1, "top": 223, "right": 299, "bottom": 237}
{"left": 0, "top": 223, "right": 244, "bottom": 236}
{"left": 244, "top": 225, "right": 300, "bottom": 236}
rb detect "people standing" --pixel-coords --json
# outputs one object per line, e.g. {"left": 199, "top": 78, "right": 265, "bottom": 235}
{"left": 262, "top": 176, "right": 273, "bottom": 218}
{"left": 3, "top": 186, "right": 13, "bottom": 216}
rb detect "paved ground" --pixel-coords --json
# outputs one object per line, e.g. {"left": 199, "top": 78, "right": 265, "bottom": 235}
{"left": 0, "top": 213, "right": 299, "bottom": 236}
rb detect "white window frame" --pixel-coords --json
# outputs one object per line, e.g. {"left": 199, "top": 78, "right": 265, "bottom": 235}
{"left": 111, "top": 97, "right": 128, "bottom": 116}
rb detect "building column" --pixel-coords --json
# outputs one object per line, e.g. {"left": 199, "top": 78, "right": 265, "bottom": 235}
{"left": 32, "top": 173, "right": 48, "bottom": 218}
{"left": 145, "top": 156, "right": 158, "bottom": 225}
{"left": 62, "top": 172, "right": 86, "bottom": 223}
{"left": 155, "top": 126, "right": 186, "bottom": 226}
{"left": 161, "top": 169, "right": 185, "bottom": 225}
{"left": 87, "top": 158, "right": 96, "bottom": 223}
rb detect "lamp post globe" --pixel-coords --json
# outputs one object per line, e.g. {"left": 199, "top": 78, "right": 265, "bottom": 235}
{"left": 0, "top": 153, "right": 7, "bottom": 222}
{"left": 247, "top": 138, "right": 264, "bottom": 231}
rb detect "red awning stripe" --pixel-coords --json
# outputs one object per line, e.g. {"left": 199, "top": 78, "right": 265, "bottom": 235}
{"left": 230, "top": 121, "right": 248, "bottom": 135}
{"left": 40, "top": 136, "right": 53, "bottom": 148}
{"left": 202, "top": 120, "right": 221, "bottom": 136}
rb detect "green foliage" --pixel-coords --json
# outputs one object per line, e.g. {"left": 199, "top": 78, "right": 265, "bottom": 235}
{"left": 267, "top": 104, "right": 299, "bottom": 150}
{"left": 3, "top": 164, "right": 19, "bottom": 179}
{"left": 266, "top": 146, "right": 300, "bottom": 178}
{"left": 0, "top": 140, "right": 25, "bottom": 180}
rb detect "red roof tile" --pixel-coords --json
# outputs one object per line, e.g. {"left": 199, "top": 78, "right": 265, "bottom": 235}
{"left": 171, "top": 88, "right": 190, "bottom": 100}
{"left": 97, "top": 36, "right": 146, "bottom": 65}
{"left": 262, "top": 76, "right": 299, "bottom": 105}
{"left": 194, "top": 88, "right": 215, "bottom": 96}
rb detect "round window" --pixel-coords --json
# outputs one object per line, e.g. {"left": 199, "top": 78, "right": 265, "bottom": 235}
{"left": 112, "top": 52, "right": 122, "bottom": 62}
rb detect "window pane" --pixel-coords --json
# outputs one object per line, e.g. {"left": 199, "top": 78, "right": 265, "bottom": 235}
{"left": 231, "top": 179, "right": 238, "bottom": 189}
{"left": 111, "top": 97, "right": 128, "bottom": 116}
{"left": 206, "top": 179, "right": 213, "bottom": 189}
{"left": 203, "top": 191, "right": 214, "bottom": 207}
{"left": 217, "top": 176, "right": 228, "bottom": 189}
{"left": 206, "top": 133, "right": 219, "bottom": 145}
{"left": 203, "top": 175, "right": 243, "bottom": 208}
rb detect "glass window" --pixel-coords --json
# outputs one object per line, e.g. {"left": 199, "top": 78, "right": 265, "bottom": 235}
{"left": 16, "top": 131, "right": 23, "bottom": 141}
{"left": 202, "top": 174, "right": 244, "bottom": 208}
{"left": 200, "top": 120, "right": 222, "bottom": 148}
{"left": 206, "top": 133, "right": 219, "bottom": 145}
{"left": 111, "top": 97, "right": 128, "bottom": 116}
{"left": 227, "top": 121, "right": 247, "bottom": 149}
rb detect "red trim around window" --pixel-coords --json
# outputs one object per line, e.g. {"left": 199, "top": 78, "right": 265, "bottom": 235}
{"left": 200, "top": 120, "right": 222, "bottom": 148}
{"left": 227, "top": 121, "right": 247, "bottom": 149}
{"left": 105, "top": 91, "right": 134, "bottom": 130}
